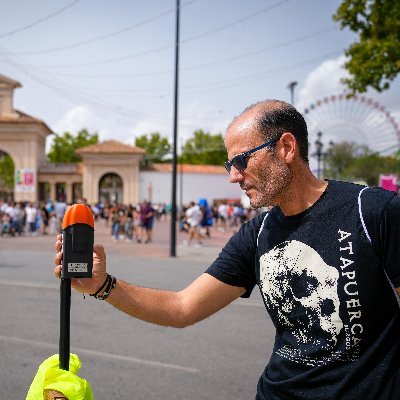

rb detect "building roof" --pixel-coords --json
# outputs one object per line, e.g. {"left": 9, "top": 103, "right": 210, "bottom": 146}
{"left": 0, "top": 110, "right": 53, "bottom": 133}
{"left": 76, "top": 140, "right": 146, "bottom": 155}
{"left": 38, "top": 162, "right": 83, "bottom": 174}
{"left": 0, "top": 74, "right": 21, "bottom": 88}
{"left": 141, "top": 163, "right": 227, "bottom": 175}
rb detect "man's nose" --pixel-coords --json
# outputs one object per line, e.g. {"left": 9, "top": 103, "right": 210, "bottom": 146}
{"left": 228, "top": 166, "right": 244, "bottom": 183}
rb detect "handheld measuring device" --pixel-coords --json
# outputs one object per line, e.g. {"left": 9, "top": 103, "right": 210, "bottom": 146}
{"left": 60, "top": 204, "right": 94, "bottom": 371}
{"left": 61, "top": 204, "right": 94, "bottom": 278}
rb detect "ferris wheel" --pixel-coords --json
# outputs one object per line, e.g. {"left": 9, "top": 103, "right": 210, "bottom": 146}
{"left": 302, "top": 94, "right": 400, "bottom": 156}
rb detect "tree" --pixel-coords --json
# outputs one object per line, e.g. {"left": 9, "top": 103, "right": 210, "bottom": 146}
{"left": 333, "top": 0, "right": 400, "bottom": 93}
{"left": 344, "top": 154, "right": 400, "bottom": 185}
{"left": 47, "top": 128, "right": 99, "bottom": 162}
{"left": 135, "top": 132, "right": 171, "bottom": 163}
{"left": 0, "top": 153, "right": 15, "bottom": 195}
{"left": 180, "top": 130, "right": 227, "bottom": 165}
{"left": 323, "top": 141, "right": 370, "bottom": 179}
{"left": 322, "top": 140, "right": 400, "bottom": 185}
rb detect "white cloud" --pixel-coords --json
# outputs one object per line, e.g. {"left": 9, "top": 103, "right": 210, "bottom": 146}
{"left": 297, "top": 55, "right": 349, "bottom": 110}
{"left": 179, "top": 101, "right": 230, "bottom": 140}
{"left": 126, "top": 119, "right": 171, "bottom": 145}
{"left": 52, "top": 105, "right": 91, "bottom": 136}
{"left": 47, "top": 99, "right": 232, "bottom": 152}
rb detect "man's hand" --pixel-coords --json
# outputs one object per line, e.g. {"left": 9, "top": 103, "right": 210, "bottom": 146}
{"left": 54, "top": 234, "right": 108, "bottom": 295}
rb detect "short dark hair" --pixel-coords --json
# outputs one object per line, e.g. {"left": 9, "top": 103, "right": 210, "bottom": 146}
{"left": 240, "top": 100, "right": 309, "bottom": 163}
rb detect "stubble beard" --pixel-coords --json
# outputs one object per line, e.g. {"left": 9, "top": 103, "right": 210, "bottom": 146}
{"left": 248, "top": 157, "right": 292, "bottom": 209}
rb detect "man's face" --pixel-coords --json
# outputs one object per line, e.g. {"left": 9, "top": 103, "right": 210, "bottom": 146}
{"left": 225, "top": 113, "right": 292, "bottom": 209}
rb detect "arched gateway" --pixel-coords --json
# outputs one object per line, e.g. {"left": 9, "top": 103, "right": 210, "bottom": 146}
{"left": 0, "top": 74, "right": 52, "bottom": 202}
{"left": 76, "top": 140, "right": 145, "bottom": 204}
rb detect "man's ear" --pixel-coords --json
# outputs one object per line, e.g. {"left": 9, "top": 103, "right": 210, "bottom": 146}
{"left": 276, "top": 132, "right": 296, "bottom": 164}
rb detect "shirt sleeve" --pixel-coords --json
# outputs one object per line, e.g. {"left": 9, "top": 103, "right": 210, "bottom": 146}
{"left": 362, "top": 187, "right": 400, "bottom": 287}
{"left": 379, "top": 195, "right": 400, "bottom": 287}
{"left": 205, "top": 215, "right": 263, "bottom": 298}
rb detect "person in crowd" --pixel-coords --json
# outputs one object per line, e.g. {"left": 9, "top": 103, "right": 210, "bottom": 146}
{"left": 1, "top": 212, "right": 12, "bottom": 236}
{"left": 138, "top": 201, "right": 155, "bottom": 243}
{"left": 199, "top": 198, "right": 212, "bottom": 239}
{"left": 40, "top": 201, "right": 49, "bottom": 235}
{"left": 183, "top": 201, "right": 203, "bottom": 247}
{"left": 102, "top": 203, "right": 110, "bottom": 225}
{"left": 124, "top": 205, "right": 134, "bottom": 242}
{"left": 9, "top": 202, "right": 23, "bottom": 236}
{"left": 25, "top": 202, "right": 38, "bottom": 236}
{"left": 55, "top": 99, "right": 400, "bottom": 399}
{"left": 158, "top": 203, "right": 167, "bottom": 221}
{"left": 217, "top": 202, "right": 228, "bottom": 232}
{"left": 49, "top": 211, "right": 58, "bottom": 235}
{"left": 110, "top": 206, "right": 122, "bottom": 242}
{"left": 54, "top": 200, "right": 67, "bottom": 233}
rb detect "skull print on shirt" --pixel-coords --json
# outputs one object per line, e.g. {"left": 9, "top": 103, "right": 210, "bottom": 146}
{"left": 259, "top": 240, "right": 344, "bottom": 359}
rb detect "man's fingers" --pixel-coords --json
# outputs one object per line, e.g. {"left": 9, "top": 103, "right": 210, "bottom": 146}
{"left": 54, "top": 251, "right": 62, "bottom": 266}
{"left": 93, "top": 244, "right": 105, "bottom": 258}
{"left": 55, "top": 240, "right": 62, "bottom": 252}
{"left": 54, "top": 265, "right": 62, "bottom": 279}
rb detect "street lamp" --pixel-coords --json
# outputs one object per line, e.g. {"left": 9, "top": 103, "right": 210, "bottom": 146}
{"left": 287, "top": 81, "right": 298, "bottom": 105}
{"left": 170, "top": 0, "right": 180, "bottom": 257}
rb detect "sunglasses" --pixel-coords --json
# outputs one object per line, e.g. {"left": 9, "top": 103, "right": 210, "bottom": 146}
{"left": 224, "top": 138, "right": 277, "bottom": 173}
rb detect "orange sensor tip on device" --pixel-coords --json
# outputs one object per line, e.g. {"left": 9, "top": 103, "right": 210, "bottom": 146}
{"left": 62, "top": 204, "right": 95, "bottom": 230}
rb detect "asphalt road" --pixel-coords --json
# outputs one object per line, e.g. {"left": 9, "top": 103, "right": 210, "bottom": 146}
{"left": 0, "top": 223, "right": 275, "bottom": 400}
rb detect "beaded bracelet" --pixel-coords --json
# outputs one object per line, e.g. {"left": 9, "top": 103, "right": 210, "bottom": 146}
{"left": 90, "top": 274, "right": 117, "bottom": 300}
{"left": 90, "top": 275, "right": 109, "bottom": 297}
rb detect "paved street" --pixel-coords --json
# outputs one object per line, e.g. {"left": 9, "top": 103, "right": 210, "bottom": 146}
{"left": 0, "top": 219, "right": 275, "bottom": 400}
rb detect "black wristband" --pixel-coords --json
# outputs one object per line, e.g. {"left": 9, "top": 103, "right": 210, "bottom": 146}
{"left": 91, "top": 275, "right": 117, "bottom": 300}
{"left": 96, "top": 275, "right": 116, "bottom": 300}
{"left": 90, "top": 275, "right": 109, "bottom": 297}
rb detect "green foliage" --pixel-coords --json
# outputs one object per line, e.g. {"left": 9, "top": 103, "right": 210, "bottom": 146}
{"left": 0, "top": 153, "right": 15, "bottom": 190}
{"left": 323, "top": 141, "right": 370, "bottom": 179}
{"left": 180, "top": 130, "right": 227, "bottom": 165}
{"left": 344, "top": 154, "right": 400, "bottom": 185}
{"left": 135, "top": 132, "right": 171, "bottom": 163}
{"left": 323, "top": 140, "right": 400, "bottom": 185}
{"left": 333, "top": 0, "right": 400, "bottom": 93}
{"left": 47, "top": 128, "right": 99, "bottom": 162}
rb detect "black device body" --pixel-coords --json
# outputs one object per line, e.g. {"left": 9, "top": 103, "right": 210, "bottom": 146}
{"left": 61, "top": 223, "right": 94, "bottom": 279}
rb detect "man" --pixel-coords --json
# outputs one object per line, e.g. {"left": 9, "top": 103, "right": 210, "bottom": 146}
{"left": 183, "top": 201, "right": 203, "bottom": 247}
{"left": 25, "top": 202, "right": 38, "bottom": 236}
{"left": 54, "top": 200, "right": 67, "bottom": 233}
{"left": 55, "top": 100, "right": 400, "bottom": 399}
{"left": 138, "top": 201, "right": 155, "bottom": 243}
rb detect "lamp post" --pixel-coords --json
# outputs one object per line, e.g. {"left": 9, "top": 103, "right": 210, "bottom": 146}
{"left": 315, "top": 131, "right": 324, "bottom": 179}
{"left": 170, "top": 0, "right": 180, "bottom": 257}
{"left": 287, "top": 81, "right": 298, "bottom": 105}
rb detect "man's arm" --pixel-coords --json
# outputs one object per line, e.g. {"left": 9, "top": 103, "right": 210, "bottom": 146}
{"left": 54, "top": 238, "right": 245, "bottom": 328}
{"left": 106, "top": 273, "right": 246, "bottom": 328}
{"left": 396, "top": 287, "right": 400, "bottom": 298}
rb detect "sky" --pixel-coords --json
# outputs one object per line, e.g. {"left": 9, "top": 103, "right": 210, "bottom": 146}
{"left": 0, "top": 0, "right": 399, "bottom": 163}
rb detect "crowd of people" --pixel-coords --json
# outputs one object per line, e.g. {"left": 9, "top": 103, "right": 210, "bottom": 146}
{"left": 179, "top": 199, "right": 258, "bottom": 247}
{"left": 104, "top": 201, "right": 156, "bottom": 243}
{"left": 0, "top": 198, "right": 256, "bottom": 244}
{"left": 0, "top": 200, "right": 68, "bottom": 237}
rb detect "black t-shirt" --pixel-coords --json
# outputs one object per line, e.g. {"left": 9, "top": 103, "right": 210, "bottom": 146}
{"left": 206, "top": 180, "right": 400, "bottom": 399}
